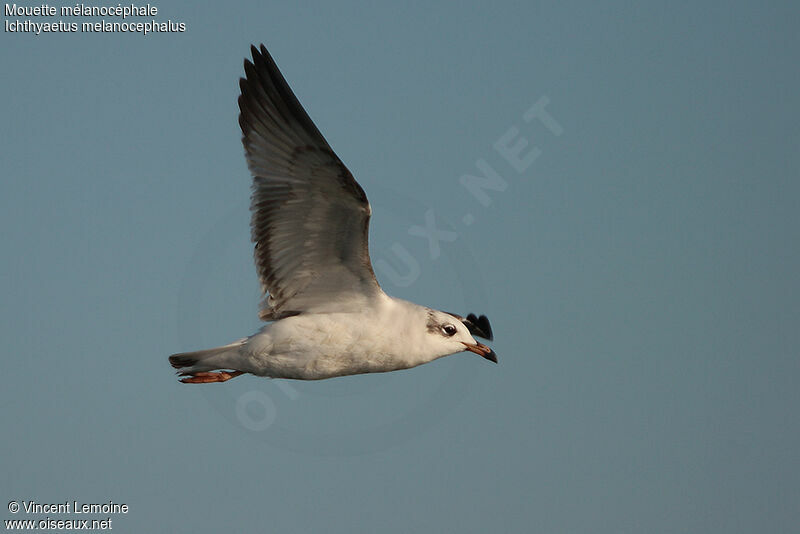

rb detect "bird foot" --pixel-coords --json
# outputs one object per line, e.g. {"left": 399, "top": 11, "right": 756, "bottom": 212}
{"left": 179, "top": 370, "right": 244, "bottom": 384}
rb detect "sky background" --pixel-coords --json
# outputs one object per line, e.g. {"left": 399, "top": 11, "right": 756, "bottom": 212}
{"left": 2, "top": 1, "right": 799, "bottom": 532}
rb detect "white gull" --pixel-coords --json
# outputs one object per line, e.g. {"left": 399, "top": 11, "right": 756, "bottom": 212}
{"left": 169, "top": 45, "right": 496, "bottom": 383}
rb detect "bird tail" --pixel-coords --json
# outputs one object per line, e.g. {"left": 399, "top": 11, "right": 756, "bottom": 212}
{"left": 168, "top": 338, "right": 247, "bottom": 374}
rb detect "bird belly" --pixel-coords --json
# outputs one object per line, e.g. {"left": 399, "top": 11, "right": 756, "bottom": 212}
{"left": 241, "top": 313, "right": 420, "bottom": 380}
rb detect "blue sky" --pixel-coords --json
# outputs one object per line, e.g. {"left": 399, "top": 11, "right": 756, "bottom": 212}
{"left": 2, "top": 1, "right": 799, "bottom": 532}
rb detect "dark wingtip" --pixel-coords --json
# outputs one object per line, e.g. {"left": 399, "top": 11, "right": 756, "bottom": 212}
{"left": 463, "top": 313, "right": 493, "bottom": 341}
{"left": 169, "top": 354, "right": 198, "bottom": 370}
{"left": 478, "top": 314, "right": 493, "bottom": 341}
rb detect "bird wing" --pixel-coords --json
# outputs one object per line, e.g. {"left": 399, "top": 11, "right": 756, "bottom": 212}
{"left": 238, "top": 45, "right": 382, "bottom": 321}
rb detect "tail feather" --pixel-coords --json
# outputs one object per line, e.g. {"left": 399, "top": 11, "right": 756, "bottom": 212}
{"left": 168, "top": 338, "right": 247, "bottom": 374}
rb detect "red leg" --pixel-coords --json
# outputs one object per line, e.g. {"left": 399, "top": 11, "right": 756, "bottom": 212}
{"left": 179, "top": 370, "right": 244, "bottom": 384}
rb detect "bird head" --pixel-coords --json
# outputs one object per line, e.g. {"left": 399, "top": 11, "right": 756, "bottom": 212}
{"left": 424, "top": 309, "right": 497, "bottom": 363}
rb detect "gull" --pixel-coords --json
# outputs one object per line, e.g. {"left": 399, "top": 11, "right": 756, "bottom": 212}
{"left": 169, "top": 45, "right": 496, "bottom": 383}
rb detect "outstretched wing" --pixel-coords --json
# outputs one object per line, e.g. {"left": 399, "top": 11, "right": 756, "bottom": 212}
{"left": 238, "top": 45, "right": 382, "bottom": 320}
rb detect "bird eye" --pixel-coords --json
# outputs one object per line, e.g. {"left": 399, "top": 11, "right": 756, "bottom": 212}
{"left": 441, "top": 324, "right": 457, "bottom": 336}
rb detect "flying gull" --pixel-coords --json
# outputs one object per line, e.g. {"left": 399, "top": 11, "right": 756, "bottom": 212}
{"left": 169, "top": 45, "right": 496, "bottom": 383}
